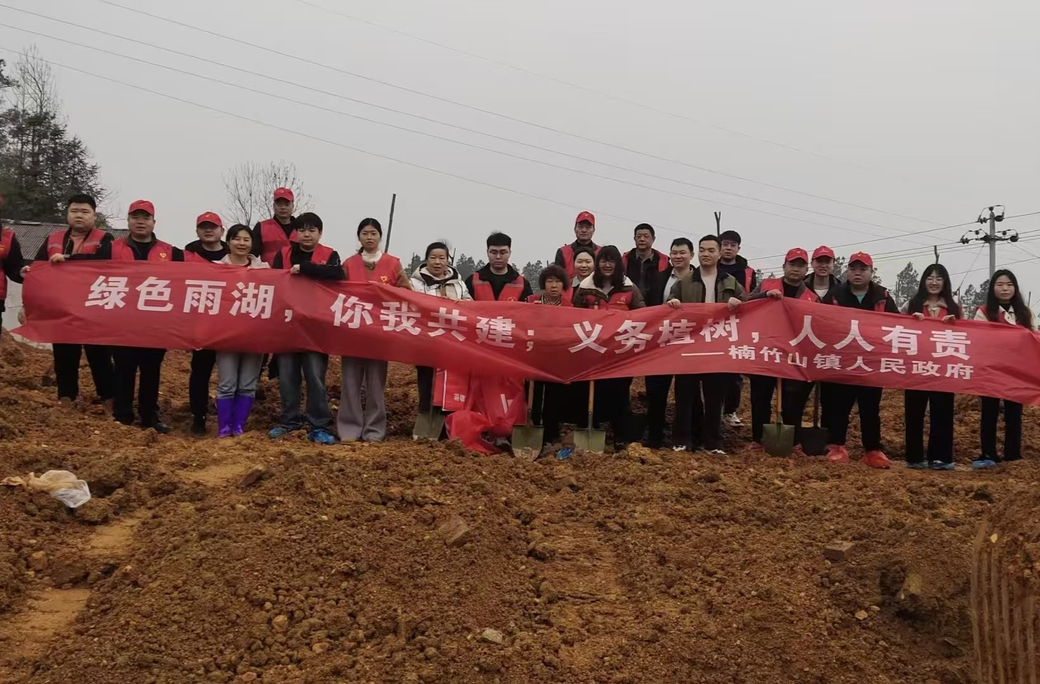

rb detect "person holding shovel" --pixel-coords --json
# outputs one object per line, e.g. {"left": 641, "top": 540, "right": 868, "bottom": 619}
{"left": 902, "top": 264, "right": 960, "bottom": 470}
{"left": 827, "top": 252, "right": 899, "bottom": 468}
{"left": 745, "top": 248, "right": 818, "bottom": 455}
{"left": 666, "top": 235, "right": 745, "bottom": 455}
{"left": 411, "top": 241, "right": 471, "bottom": 428}
{"left": 574, "top": 246, "right": 645, "bottom": 450}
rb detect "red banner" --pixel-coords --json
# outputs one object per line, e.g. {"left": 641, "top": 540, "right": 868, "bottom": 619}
{"left": 16, "top": 261, "right": 1040, "bottom": 405}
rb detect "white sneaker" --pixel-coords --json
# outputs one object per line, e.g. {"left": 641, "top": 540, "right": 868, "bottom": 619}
{"left": 708, "top": 448, "right": 727, "bottom": 456}
{"left": 724, "top": 413, "right": 742, "bottom": 427}
{"left": 672, "top": 445, "right": 688, "bottom": 452}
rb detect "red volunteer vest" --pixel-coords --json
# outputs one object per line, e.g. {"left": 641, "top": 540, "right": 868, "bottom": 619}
{"left": 46, "top": 228, "right": 107, "bottom": 257}
{"left": 738, "top": 267, "right": 754, "bottom": 292}
{"left": 110, "top": 237, "right": 175, "bottom": 262}
{"left": 976, "top": 306, "right": 1011, "bottom": 324}
{"left": 873, "top": 289, "right": 890, "bottom": 312}
{"left": 344, "top": 253, "right": 402, "bottom": 285}
{"left": 526, "top": 293, "right": 573, "bottom": 306}
{"left": 278, "top": 244, "right": 333, "bottom": 268}
{"left": 579, "top": 289, "right": 634, "bottom": 311}
{"left": 0, "top": 228, "right": 13, "bottom": 301}
{"left": 910, "top": 305, "right": 950, "bottom": 319}
{"left": 471, "top": 271, "right": 525, "bottom": 302}
{"left": 622, "top": 250, "right": 670, "bottom": 273}
{"left": 259, "top": 219, "right": 297, "bottom": 266}
{"left": 559, "top": 243, "right": 601, "bottom": 281}
{"left": 761, "top": 278, "right": 819, "bottom": 303}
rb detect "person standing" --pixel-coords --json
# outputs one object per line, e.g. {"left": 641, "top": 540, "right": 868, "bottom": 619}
{"left": 645, "top": 237, "right": 697, "bottom": 449}
{"left": 252, "top": 187, "right": 298, "bottom": 266}
{"left": 554, "top": 211, "right": 600, "bottom": 282}
{"left": 570, "top": 246, "right": 597, "bottom": 290}
{"left": 110, "top": 200, "right": 185, "bottom": 433}
{"left": 339, "top": 218, "right": 411, "bottom": 443}
{"left": 745, "top": 249, "right": 818, "bottom": 453}
{"left": 574, "top": 246, "right": 645, "bottom": 450}
{"left": 903, "top": 264, "right": 960, "bottom": 470}
{"left": 28, "top": 194, "right": 116, "bottom": 409}
{"left": 827, "top": 252, "right": 898, "bottom": 468}
{"left": 718, "top": 230, "right": 756, "bottom": 428}
{"left": 973, "top": 269, "right": 1034, "bottom": 469}
{"left": 0, "top": 192, "right": 25, "bottom": 338}
{"left": 214, "top": 225, "right": 269, "bottom": 437}
{"left": 528, "top": 264, "right": 572, "bottom": 445}
{"left": 622, "top": 223, "right": 669, "bottom": 300}
{"left": 466, "top": 233, "right": 533, "bottom": 302}
{"left": 806, "top": 246, "right": 841, "bottom": 303}
{"left": 667, "top": 235, "right": 745, "bottom": 454}
{"left": 183, "top": 211, "right": 228, "bottom": 436}
{"left": 410, "top": 241, "right": 471, "bottom": 421}
{"left": 270, "top": 212, "right": 343, "bottom": 444}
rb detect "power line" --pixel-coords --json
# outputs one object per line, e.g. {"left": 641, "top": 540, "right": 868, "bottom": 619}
{"left": 292, "top": 0, "right": 926, "bottom": 189}
{"left": 0, "top": 45, "right": 687, "bottom": 234}
{"left": 0, "top": 20, "right": 949, "bottom": 243}
{"left": 85, "top": 0, "right": 955, "bottom": 229}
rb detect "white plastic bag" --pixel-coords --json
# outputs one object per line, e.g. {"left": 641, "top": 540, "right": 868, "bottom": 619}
{"left": 1, "top": 470, "right": 92, "bottom": 508}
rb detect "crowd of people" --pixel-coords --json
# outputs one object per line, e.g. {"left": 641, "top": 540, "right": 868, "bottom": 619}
{"left": 0, "top": 190, "right": 1033, "bottom": 471}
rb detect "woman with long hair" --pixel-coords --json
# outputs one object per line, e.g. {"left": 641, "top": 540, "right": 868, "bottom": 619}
{"left": 410, "top": 241, "right": 471, "bottom": 421}
{"left": 339, "top": 218, "right": 412, "bottom": 442}
{"left": 903, "top": 264, "right": 961, "bottom": 470}
{"left": 571, "top": 245, "right": 596, "bottom": 290}
{"left": 572, "top": 246, "right": 645, "bottom": 450}
{"left": 973, "top": 269, "right": 1034, "bottom": 468}
{"left": 214, "top": 225, "right": 270, "bottom": 437}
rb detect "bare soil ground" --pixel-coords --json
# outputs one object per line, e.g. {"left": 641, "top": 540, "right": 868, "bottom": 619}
{"left": 1, "top": 331, "right": 1038, "bottom": 683}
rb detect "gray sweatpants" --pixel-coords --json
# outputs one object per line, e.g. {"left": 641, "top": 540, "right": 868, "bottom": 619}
{"left": 337, "top": 356, "right": 387, "bottom": 441}
{"left": 216, "top": 351, "right": 264, "bottom": 399}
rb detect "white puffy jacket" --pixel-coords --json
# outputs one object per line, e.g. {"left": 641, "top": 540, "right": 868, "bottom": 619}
{"left": 410, "top": 266, "right": 471, "bottom": 301}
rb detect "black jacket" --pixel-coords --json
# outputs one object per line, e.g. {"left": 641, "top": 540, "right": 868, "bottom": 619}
{"left": 832, "top": 281, "right": 899, "bottom": 313}
{"left": 0, "top": 231, "right": 24, "bottom": 310}
{"left": 646, "top": 266, "right": 678, "bottom": 307}
{"left": 623, "top": 248, "right": 667, "bottom": 300}
{"left": 271, "top": 244, "right": 344, "bottom": 280}
{"left": 718, "top": 255, "right": 756, "bottom": 292}
{"left": 250, "top": 216, "right": 296, "bottom": 258}
{"left": 464, "top": 264, "right": 533, "bottom": 301}
{"left": 803, "top": 273, "right": 842, "bottom": 304}
{"left": 184, "top": 240, "right": 229, "bottom": 262}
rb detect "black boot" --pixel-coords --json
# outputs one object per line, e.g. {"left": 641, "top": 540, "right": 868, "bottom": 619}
{"left": 191, "top": 415, "right": 206, "bottom": 437}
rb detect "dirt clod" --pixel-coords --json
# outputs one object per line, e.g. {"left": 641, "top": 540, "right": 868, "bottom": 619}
{"left": 435, "top": 515, "right": 473, "bottom": 548}
{"left": 823, "top": 541, "right": 857, "bottom": 562}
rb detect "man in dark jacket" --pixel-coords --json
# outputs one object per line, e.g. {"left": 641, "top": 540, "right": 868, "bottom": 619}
{"left": 805, "top": 245, "right": 842, "bottom": 303}
{"left": 827, "top": 252, "right": 899, "bottom": 469}
{"left": 623, "top": 223, "right": 669, "bottom": 300}
{"left": 466, "top": 233, "right": 533, "bottom": 302}
{"left": 745, "top": 248, "right": 819, "bottom": 453}
{"left": 667, "top": 235, "right": 745, "bottom": 455}
{"left": 553, "top": 211, "right": 599, "bottom": 282}
{"left": 717, "top": 230, "right": 756, "bottom": 427}
{"left": 184, "top": 212, "right": 228, "bottom": 436}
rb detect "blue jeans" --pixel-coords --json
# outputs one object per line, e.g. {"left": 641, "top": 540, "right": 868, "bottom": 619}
{"left": 276, "top": 352, "right": 330, "bottom": 430}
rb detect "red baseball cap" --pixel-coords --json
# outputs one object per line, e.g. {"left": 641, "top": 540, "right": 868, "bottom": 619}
{"left": 196, "top": 212, "right": 223, "bottom": 228}
{"left": 812, "top": 245, "right": 835, "bottom": 260}
{"left": 273, "top": 187, "right": 294, "bottom": 202}
{"left": 575, "top": 211, "right": 595, "bottom": 226}
{"left": 849, "top": 251, "right": 874, "bottom": 268}
{"left": 128, "top": 199, "right": 155, "bottom": 216}
{"left": 785, "top": 247, "right": 809, "bottom": 264}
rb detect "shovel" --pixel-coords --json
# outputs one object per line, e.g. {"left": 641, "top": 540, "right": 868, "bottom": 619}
{"left": 800, "top": 383, "right": 829, "bottom": 456}
{"left": 573, "top": 380, "right": 606, "bottom": 453}
{"left": 511, "top": 381, "right": 544, "bottom": 451}
{"left": 412, "top": 400, "right": 445, "bottom": 440}
{"left": 761, "top": 377, "right": 795, "bottom": 457}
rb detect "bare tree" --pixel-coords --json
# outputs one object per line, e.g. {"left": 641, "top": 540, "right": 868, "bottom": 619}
{"left": 222, "top": 160, "right": 312, "bottom": 226}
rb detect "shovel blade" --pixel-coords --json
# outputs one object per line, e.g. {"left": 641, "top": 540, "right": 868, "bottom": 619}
{"left": 511, "top": 424, "right": 544, "bottom": 452}
{"left": 761, "top": 423, "right": 795, "bottom": 457}
{"left": 412, "top": 411, "right": 445, "bottom": 440}
{"left": 573, "top": 427, "right": 607, "bottom": 453}
{"left": 800, "top": 427, "right": 829, "bottom": 456}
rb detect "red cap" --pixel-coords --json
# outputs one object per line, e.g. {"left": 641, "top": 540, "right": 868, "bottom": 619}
{"left": 785, "top": 247, "right": 808, "bottom": 263}
{"left": 128, "top": 199, "right": 155, "bottom": 216}
{"left": 849, "top": 251, "right": 874, "bottom": 268}
{"left": 196, "top": 212, "right": 223, "bottom": 228}
{"left": 575, "top": 211, "right": 595, "bottom": 226}
{"left": 812, "top": 245, "right": 835, "bottom": 260}
{"left": 273, "top": 187, "right": 294, "bottom": 202}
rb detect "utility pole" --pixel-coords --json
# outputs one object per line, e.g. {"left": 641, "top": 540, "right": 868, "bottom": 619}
{"left": 714, "top": 212, "right": 721, "bottom": 237}
{"left": 960, "top": 205, "right": 1017, "bottom": 279}
{"left": 384, "top": 193, "right": 397, "bottom": 252}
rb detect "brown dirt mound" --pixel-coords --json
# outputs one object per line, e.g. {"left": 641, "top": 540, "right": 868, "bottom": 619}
{"left": 2, "top": 330, "right": 1040, "bottom": 683}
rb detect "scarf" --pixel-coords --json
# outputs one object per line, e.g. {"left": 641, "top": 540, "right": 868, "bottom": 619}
{"left": 361, "top": 250, "right": 383, "bottom": 268}
{"left": 540, "top": 293, "right": 563, "bottom": 306}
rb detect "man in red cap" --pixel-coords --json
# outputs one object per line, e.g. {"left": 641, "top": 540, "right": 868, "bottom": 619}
{"left": 806, "top": 245, "right": 841, "bottom": 303}
{"left": 554, "top": 211, "right": 600, "bottom": 281}
{"left": 110, "top": 200, "right": 185, "bottom": 434}
{"left": 745, "top": 248, "right": 819, "bottom": 453}
{"left": 252, "top": 187, "right": 297, "bottom": 266}
{"left": 183, "top": 212, "right": 228, "bottom": 435}
{"left": 828, "top": 252, "right": 898, "bottom": 468}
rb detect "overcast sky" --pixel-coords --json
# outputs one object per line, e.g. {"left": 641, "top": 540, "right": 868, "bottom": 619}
{"left": 2, "top": 0, "right": 1039, "bottom": 296}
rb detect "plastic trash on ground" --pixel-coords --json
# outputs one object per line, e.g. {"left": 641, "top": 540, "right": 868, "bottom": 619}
{"left": 1, "top": 470, "right": 92, "bottom": 508}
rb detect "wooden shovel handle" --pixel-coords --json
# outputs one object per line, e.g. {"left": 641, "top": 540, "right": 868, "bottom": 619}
{"left": 588, "top": 380, "right": 596, "bottom": 413}
{"left": 775, "top": 377, "right": 783, "bottom": 420}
